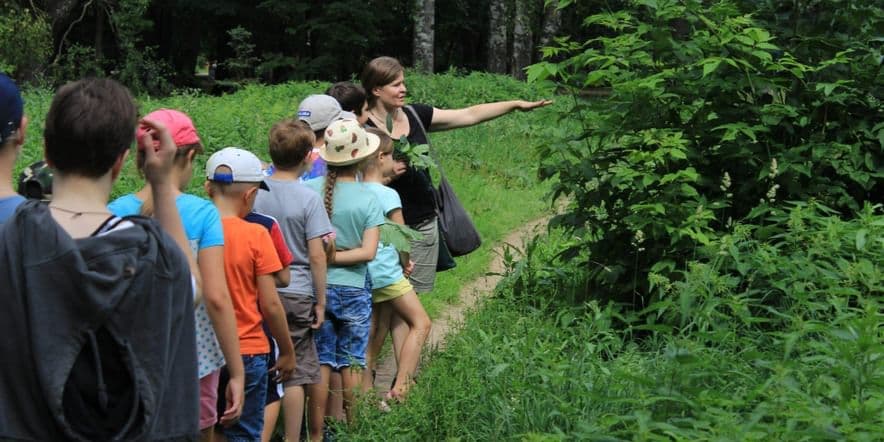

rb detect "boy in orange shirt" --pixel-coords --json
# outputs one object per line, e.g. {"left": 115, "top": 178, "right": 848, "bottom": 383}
{"left": 205, "top": 147, "right": 295, "bottom": 441}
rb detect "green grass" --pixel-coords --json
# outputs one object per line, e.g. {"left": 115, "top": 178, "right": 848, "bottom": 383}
{"left": 341, "top": 206, "right": 884, "bottom": 441}
{"left": 17, "top": 71, "right": 559, "bottom": 319}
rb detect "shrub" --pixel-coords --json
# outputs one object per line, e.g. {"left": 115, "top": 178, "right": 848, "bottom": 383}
{"left": 530, "top": 0, "right": 883, "bottom": 305}
{"left": 0, "top": 6, "right": 52, "bottom": 81}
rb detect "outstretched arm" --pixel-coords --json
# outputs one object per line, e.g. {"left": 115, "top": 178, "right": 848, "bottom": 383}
{"left": 429, "top": 99, "right": 552, "bottom": 131}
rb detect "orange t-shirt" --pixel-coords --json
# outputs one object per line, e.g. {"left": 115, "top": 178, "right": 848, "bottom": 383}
{"left": 221, "top": 216, "right": 283, "bottom": 355}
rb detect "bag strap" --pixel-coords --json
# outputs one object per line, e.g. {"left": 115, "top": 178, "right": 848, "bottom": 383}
{"left": 404, "top": 105, "right": 447, "bottom": 180}
{"left": 404, "top": 105, "right": 447, "bottom": 213}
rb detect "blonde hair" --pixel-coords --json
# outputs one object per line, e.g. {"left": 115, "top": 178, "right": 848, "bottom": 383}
{"left": 136, "top": 142, "right": 203, "bottom": 216}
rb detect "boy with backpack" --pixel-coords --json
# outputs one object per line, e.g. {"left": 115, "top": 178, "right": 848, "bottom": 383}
{"left": 205, "top": 147, "right": 296, "bottom": 441}
{"left": 0, "top": 77, "right": 202, "bottom": 440}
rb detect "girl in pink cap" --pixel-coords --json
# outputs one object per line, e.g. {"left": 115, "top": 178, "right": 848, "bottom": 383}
{"left": 108, "top": 109, "right": 245, "bottom": 441}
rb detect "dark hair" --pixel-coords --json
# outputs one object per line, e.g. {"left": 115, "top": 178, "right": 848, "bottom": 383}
{"left": 44, "top": 78, "right": 137, "bottom": 178}
{"left": 268, "top": 118, "right": 315, "bottom": 169}
{"left": 361, "top": 56, "right": 405, "bottom": 107}
{"left": 326, "top": 82, "right": 366, "bottom": 115}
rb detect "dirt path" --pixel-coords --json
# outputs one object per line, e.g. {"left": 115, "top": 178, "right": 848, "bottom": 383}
{"left": 373, "top": 215, "right": 552, "bottom": 391}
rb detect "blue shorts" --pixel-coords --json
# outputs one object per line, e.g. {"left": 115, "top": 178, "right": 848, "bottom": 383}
{"left": 314, "top": 279, "right": 372, "bottom": 370}
{"left": 220, "top": 354, "right": 269, "bottom": 442}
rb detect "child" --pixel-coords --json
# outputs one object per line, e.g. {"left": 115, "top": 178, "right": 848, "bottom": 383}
{"left": 0, "top": 73, "right": 27, "bottom": 224}
{"left": 304, "top": 119, "right": 384, "bottom": 423}
{"left": 108, "top": 109, "right": 245, "bottom": 441}
{"left": 296, "top": 94, "right": 352, "bottom": 180}
{"left": 0, "top": 78, "right": 201, "bottom": 440}
{"left": 205, "top": 147, "right": 296, "bottom": 441}
{"left": 242, "top": 210, "right": 293, "bottom": 442}
{"left": 326, "top": 82, "right": 368, "bottom": 125}
{"left": 253, "top": 118, "right": 334, "bottom": 441}
{"left": 360, "top": 127, "right": 432, "bottom": 401}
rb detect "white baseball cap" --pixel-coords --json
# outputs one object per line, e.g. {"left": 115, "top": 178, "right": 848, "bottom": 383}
{"left": 205, "top": 147, "right": 270, "bottom": 190}
{"left": 297, "top": 94, "right": 355, "bottom": 131}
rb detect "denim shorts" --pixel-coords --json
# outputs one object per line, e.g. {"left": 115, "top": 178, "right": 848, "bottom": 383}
{"left": 219, "top": 354, "right": 268, "bottom": 442}
{"left": 314, "top": 277, "right": 372, "bottom": 370}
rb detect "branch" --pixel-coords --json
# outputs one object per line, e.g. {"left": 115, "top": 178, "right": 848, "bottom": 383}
{"left": 52, "top": 0, "right": 94, "bottom": 65}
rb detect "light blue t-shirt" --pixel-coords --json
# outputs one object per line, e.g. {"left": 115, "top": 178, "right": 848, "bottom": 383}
{"left": 305, "top": 178, "right": 385, "bottom": 288}
{"left": 0, "top": 195, "right": 25, "bottom": 225}
{"left": 364, "top": 183, "right": 405, "bottom": 289}
{"left": 109, "top": 193, "right": 226, "bottom": 378}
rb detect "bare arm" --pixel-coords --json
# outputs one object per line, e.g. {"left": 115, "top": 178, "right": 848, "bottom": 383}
{"left": 307, "top": 237, "right": 327, "bottom": 329}
{"left": 330, "top": 226, "right": 380, "bottom": 265}
{"left": 198, "top": 246, "right": 244, "bottom": 425}
{"left": 388, "top": 208, "right": 405, "bottom": 225}
{"left": 139, "top": 118, "right": 202, "bottom": 300}
{"left": 429, "top": 99, "right": 552, "bottom": 131}
{"left": 257, "top": 274, "right": 296, "bottom": 382}
{"left": 273, "top": 268, "right": 290, "bottom": 288}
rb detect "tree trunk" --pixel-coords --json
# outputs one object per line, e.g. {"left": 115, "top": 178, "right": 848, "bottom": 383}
{"left": 538, "top": 0, "right": 562, "bottom": 51}
{"left": 487, "top": 0, "right": 508, "bottom": 73}
{"left": 509, "top": 0, "right": 532, "bottom": 80}
{"left": 412, "top": 0, "right": 435, "bottom": 73}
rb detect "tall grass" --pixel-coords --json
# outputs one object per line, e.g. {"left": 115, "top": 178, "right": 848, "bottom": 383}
{"left": 343, "top": 204, "right": 884, "bottom": 440}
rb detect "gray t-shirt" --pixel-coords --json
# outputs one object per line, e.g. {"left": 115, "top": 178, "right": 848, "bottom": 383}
{"left": 254, "top": 178, "right": 333, "bottom": 296}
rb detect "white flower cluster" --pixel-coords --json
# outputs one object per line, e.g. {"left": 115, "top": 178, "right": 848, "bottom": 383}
{"left": 631, "top": 229, "right": 646, "bottom": 252}
{"left": 769, "top": 158, "right": 779, "bottom": 179}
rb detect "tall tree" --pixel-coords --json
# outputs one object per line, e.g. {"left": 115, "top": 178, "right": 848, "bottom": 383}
{"left": 509, "top": 0, "right": 532, "bottom": 79}
{"left": 486, "top": 0, "right": 508, "bottom": 73}
{"left": 538, "top": 0, "right": 562, "bottom": 50}
{"left": 412, "top": 0, "right": 435, "bottom": 72}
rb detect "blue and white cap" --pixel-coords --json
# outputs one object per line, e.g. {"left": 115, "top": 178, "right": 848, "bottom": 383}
{"left": 206, "top": 147, "right": 270, "bottom": 191}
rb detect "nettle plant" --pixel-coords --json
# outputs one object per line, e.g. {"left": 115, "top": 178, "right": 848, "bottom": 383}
{"left": 529, "top": 0, "right": 883, "bottom": 305}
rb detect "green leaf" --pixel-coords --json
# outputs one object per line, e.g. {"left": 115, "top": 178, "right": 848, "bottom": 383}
{"left": 855, "top": 229, "right": 867, "bottom": 250}
{"left": 701, "top": 58, "right": 722, "bottom": 77}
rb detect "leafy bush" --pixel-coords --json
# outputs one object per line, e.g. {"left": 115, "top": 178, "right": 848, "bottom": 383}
{"left": 530, "top": 0, "right": 883, "bottom": 304}
{"left": 345, "top": 204, "right": 883, "bottom": 440}
{"left": 0, "top": 6, "right": 52, "bottom": 81}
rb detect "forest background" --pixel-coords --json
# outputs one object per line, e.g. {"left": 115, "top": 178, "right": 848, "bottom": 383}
{"left": 0, "top": 0, "right": 590, "bottom": 93}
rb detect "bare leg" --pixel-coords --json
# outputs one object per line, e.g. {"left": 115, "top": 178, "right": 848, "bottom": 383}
{"left": 327, "top": 371, "right": 345, "bottom": 420}
{"left": 390, "top": 311, "right": 409, "bottom": 365}
{"left": 339, "top": 366, "right": 364, "bottom": 422}
{"left": 306, "top": 366, "right": 331, "bottom": 442}
{"left": 261, "top": 401, "right": 281, "bottom": 442}
{"left": 363, "top": 302, "right": 394, "bottom": 392}
{"left": 200, "top": 427, "right": 214, "bottom": 442}
{"left": 305, "top": 377, "right": 328, "bottom": 442}
{"left": 388, "top": 291, "right": 431, "bottom": 398}
{"left": 281, "top": 385, "right": 305, "bottom": 442}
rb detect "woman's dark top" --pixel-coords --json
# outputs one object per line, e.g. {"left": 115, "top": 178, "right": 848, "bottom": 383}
{"left": 366, "top": 103, "right": 436, "bottom": 226}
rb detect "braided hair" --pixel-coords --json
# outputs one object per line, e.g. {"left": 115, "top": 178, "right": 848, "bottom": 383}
{"left": 323, "top": 167, "right": 338, "bottom": 219}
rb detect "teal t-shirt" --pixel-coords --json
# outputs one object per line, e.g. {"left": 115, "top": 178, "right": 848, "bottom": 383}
{"left": 305, "top": 178, "right": 385, "bottom": 288}
{"left": 364, "top": 183, "right": 405, "bottom": 289}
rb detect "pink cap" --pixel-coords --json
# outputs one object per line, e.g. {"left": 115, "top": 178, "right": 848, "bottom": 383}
{"left": 137, "top": 109, "right": 200, "bottom": 147}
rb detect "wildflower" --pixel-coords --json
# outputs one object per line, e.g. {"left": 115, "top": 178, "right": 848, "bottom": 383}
{"left": 720, "top": 171, "right": 732, "bottom": 191}
{"left": 766, "top": 184, "right": 780, "bottom": 202}
{"left": 769, "top": 158, "right": 779, "bottom": 178}
{"left": 631, "top": 229, "right": 646, "bottom": 251}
